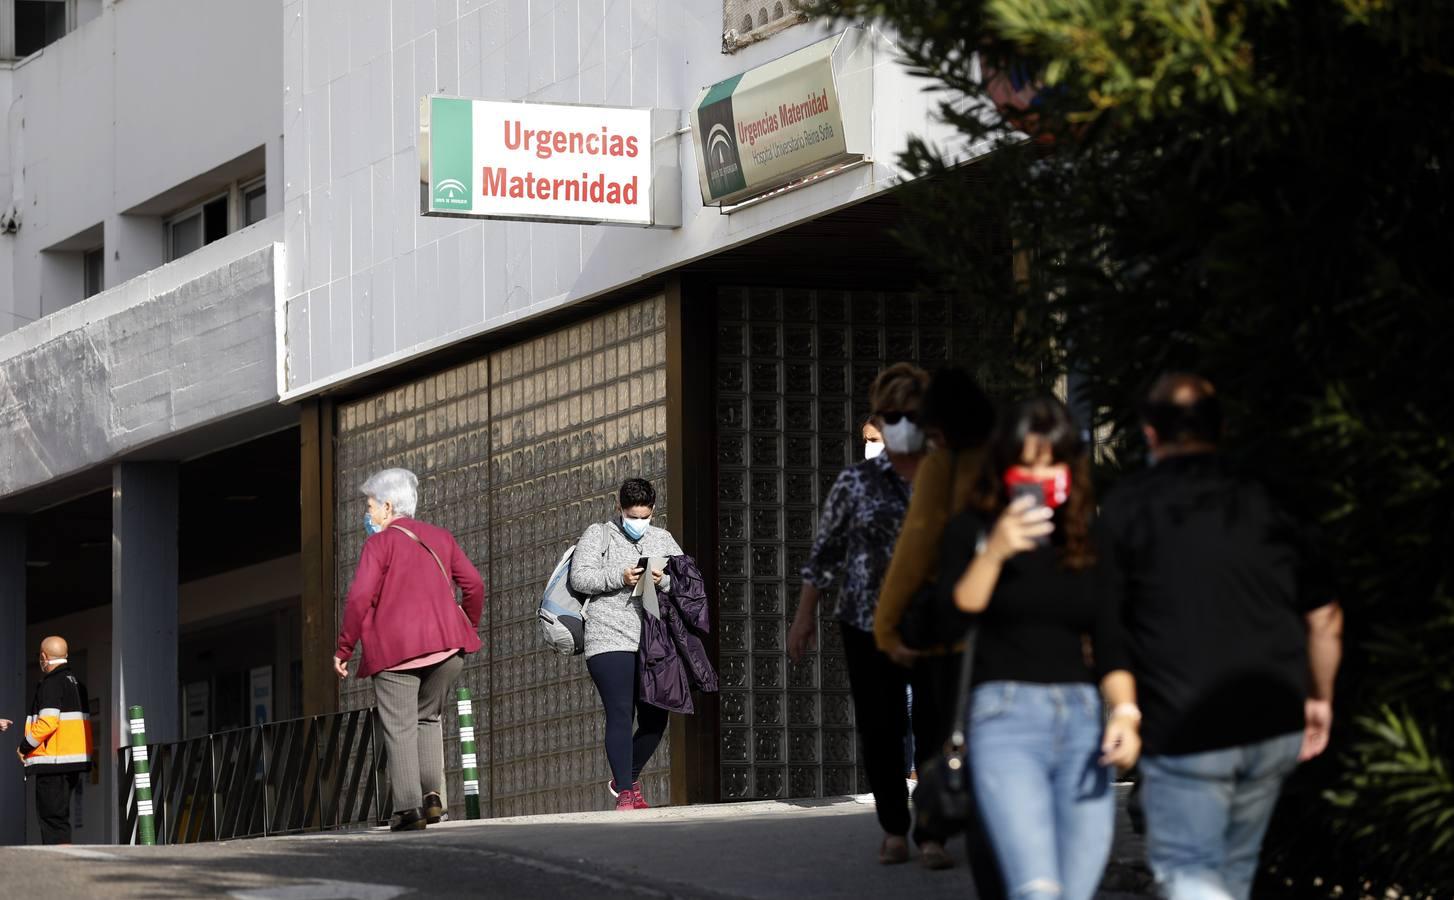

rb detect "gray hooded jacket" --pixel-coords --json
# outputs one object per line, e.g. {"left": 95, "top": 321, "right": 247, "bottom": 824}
{"left": 569, "top": 519, "right": 683, "bottom": 658}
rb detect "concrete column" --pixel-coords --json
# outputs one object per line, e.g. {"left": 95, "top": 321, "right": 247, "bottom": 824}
{"left": 111, "top": 463, "right": 180, "bottom": 749}
{"left": 300, "top": 400, "right": 338, "bottom": 716}
{"left": 0, "top": 516, "right": 26, "bottom": 845}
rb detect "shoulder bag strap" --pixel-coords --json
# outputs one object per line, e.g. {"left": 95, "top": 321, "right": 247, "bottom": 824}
{"left": 947, "top": 626, "right": 978, "bottom": 750}
{"left": 945, "top": 521, "right": 985, "bottom": 754}
{"left": 390, "top": 524, "right": 453, "bottom": 594}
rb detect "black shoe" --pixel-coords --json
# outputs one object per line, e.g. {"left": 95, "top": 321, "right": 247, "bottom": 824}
{"left": 423, "top": 792, "right": 445, "bottom": 824}
{"left": 389, "top": 808, "right": 427, "bottom": 832}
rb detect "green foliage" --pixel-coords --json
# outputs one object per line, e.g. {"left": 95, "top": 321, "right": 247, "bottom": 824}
{"left": 987, "top": 0, "right": 1278, "bottom": 119}
{"left": 818, "top": 0, "right": 1454, "bottom": 892}
{"left": 1326, "top": 704, "right": 1454, "bottom": 873}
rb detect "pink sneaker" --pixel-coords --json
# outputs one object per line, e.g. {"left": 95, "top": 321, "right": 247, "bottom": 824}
{"left": 609, "top": 779, "right": 647, "bottom": 808}
{"left": 614, "top": 789, "right": 638, "bottom": 811}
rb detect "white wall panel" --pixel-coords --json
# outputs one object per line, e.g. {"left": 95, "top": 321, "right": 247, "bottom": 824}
{"left": 280, "top": 0, "right": 969, "bottom": 400}
{"left": 113, "top": 1, "right": 280, "bottom": 214}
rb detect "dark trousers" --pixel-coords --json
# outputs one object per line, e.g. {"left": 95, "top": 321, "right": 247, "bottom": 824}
{"left": 36, "top": 772, "right": 79, "bottom": 845}
{"left": 587, "top": 651, "right": 669, "bottom": 793}
{"left": 840, "top": 623, "right": 1007, "bottom": 897}
{"left": 841, "top": 622, "right": 939, "bottom": 842}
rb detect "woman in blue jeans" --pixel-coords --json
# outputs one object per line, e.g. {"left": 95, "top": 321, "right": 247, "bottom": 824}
{"left": 940, "top": 396, "right": 1142, "bottom": 900}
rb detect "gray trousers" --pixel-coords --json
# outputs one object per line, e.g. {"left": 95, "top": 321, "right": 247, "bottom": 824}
{"left": 373, "top": 653, "right": 465, "bottom": 814}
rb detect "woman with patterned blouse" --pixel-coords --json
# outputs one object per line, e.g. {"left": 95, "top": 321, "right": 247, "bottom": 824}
{"left": 787, "top": 362, "right": 945, "bottom": 868}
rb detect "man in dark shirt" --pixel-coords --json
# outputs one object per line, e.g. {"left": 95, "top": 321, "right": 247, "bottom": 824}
{"left": 1100, "top": 374, "right": 1343, "bottom": 900}
{"left": 18, "top": 636, "right": 95, "bottom": 844}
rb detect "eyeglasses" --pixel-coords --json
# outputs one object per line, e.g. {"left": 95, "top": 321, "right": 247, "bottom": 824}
{"left": 878, "top": 411, "right": 918, "bottom": 425}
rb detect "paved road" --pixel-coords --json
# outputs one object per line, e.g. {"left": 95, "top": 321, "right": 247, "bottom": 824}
{"left": 0, "top": 792, "right": 1152, "bottom": 899}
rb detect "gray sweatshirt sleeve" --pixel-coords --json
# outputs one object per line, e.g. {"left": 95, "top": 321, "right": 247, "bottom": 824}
{"left": 569, "top": 524, "right": 623, "bottom": 597}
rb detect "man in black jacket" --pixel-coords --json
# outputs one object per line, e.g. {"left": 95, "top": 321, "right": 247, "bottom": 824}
{"left": 17, "top": 636, "right": 94, "bottom": 844}
{"left": 1101, "top": 375, "right": 1344, "bottom": 900}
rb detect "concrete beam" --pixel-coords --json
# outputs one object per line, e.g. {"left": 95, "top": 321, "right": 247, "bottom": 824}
{"left": 0, "top": 236, "right": 281, "bottom": 502}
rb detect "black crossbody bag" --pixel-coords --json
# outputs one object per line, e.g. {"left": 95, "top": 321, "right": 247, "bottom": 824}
{"left": 912, "top": 626, "right": 979, "bottom": 837}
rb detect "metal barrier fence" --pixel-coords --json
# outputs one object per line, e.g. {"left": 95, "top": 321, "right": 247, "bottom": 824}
{"left": 117, "top": 708, "right": 390, "bottom": 844}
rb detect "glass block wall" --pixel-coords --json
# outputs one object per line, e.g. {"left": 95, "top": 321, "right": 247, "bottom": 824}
{"left": 714, "top": 287, "right": 1006, "bottom": 801}
{"left": 334, "top": 296, "right": 670, "bottom": 818}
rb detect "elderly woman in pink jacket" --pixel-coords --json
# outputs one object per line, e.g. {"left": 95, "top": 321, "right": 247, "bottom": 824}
{"left": 334, "top": 468, "right": 485, "bottom": 832}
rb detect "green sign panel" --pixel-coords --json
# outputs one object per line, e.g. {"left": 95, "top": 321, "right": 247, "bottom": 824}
{"left": 429, "top": 97, "right": 474, "bottom": 211}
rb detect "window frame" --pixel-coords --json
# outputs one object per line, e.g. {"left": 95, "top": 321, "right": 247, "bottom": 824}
{"left": 165, "top": 191, "right": 226, "bottom": 262}
{"left": 163, "top": 174, "right": 265, "bottom": 263}
{"left": 240, "top": 176, "right": 267, "bottom": 229}
{"left": 10, "top": 0, "right": 89, "bottom": 59}
{"left": 82, "top": 245, "right": 104, "bottom": 299}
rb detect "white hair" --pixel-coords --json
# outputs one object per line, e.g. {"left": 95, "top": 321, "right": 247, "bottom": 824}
{"left": 361, "top": 468, "right": 419, "bottom": 517}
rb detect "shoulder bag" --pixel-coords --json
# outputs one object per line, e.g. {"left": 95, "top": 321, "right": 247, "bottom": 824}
{"left": 912, "top": 626, "right": 979, "bottom": 837}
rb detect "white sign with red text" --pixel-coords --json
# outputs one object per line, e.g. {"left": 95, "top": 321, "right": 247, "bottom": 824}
{"left": 422, "top": 97, "right": 678, "bottom": 227}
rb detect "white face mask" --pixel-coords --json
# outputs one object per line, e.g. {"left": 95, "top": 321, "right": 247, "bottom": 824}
{"left": 881, "top": 419, "right": 925, "bottom": 455}
{"left": 864, "top": 440, "right": 885, "bottom": 460}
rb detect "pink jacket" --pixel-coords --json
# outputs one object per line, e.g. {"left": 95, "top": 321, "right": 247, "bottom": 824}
{"left": 336, "top": 518, "right": 485, "bottom": 678}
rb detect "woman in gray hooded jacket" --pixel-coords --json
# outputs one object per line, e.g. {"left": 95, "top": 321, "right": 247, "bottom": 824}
{"left": 570, "top": 477, "right": 682, "bottom": 811}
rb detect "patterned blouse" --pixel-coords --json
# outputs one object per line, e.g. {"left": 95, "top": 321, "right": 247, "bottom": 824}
{"left": 800, "top": 453, "right": 913, "bottom": 632}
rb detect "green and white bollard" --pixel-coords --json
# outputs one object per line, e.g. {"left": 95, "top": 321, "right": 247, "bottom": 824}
{"left": 127, "top": 705, "right": 156, "bottom": 846}
{"left": 456, "top": 687, "right": 481, "bottom": 820}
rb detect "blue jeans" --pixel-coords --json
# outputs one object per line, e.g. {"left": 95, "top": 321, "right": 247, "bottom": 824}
{"left": 969, "top": 682, "right": 1114, "bottom": 900}
{"left": 1139, "top": 732, "right": 1303, "bottom": 900}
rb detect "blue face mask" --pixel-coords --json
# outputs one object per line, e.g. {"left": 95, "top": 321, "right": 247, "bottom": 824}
{"left": 364, "top": 512, "right": 381, "bottom": 536}
{"left": 621, "top": 516, "right": 651, "bottom": 542}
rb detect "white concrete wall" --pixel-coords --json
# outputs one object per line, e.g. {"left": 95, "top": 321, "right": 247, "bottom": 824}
{"left": 281, "top": 0, "right": 964, "bottom": 396}
{"left": 0, "top": 0, "right": 283, "bottom": 336}
{"left": 0, "top": 67, "right": 15, "bottom": 332}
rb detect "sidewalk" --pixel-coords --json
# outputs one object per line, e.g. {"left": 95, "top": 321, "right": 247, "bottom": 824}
{"left": 410, "top": 788, "right": 1153, "bottom": 899}
{"left": 0, "top": 788, "right": 1153, "bottom": 899}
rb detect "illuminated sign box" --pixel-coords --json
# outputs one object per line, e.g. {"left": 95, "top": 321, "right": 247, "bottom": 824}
{"left": 420, "top": 96, "right": 680, "bottom": 228}
{"left": 692, "top": 28, "right": 871, "bottom": 208}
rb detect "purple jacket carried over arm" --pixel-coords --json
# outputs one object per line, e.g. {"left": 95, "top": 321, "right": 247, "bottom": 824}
{"left": 638, "top": 554, "right": 718, "bottom": 714}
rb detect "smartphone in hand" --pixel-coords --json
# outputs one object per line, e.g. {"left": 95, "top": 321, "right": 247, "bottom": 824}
{"left": 631, "top": 556, "right": 651, "bottom": 596}
{"left": 1009, "top": 482, "right": 1052, "bottom": 547}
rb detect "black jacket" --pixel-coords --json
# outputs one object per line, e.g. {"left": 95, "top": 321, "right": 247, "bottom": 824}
{"left": 20, "top": 665, "right": 94, "bottom": 775}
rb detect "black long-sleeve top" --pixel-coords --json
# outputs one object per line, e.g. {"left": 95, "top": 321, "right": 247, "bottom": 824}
{"left": 937, "top": 508, "right": 1130, "bottom": 686}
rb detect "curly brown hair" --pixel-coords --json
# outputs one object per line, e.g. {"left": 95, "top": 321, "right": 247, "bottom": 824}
{"left": 965, "top": 395, "right": 1097, "bottom": 570}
